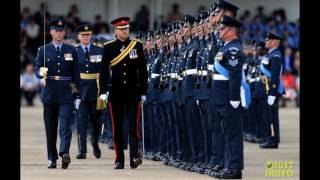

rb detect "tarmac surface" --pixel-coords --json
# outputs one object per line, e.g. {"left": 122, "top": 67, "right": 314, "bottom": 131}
{"left": 21, "top": 99, "right": 299, "bottom": 180}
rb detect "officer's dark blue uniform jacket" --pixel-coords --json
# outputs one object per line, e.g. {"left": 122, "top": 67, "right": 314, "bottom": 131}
{"left": 35, "top": 42, "right": 80, "bottom": 104}
{"left": 174, "top": 43, "right": 187, "bottom": 103}
{"left": 182, "top": 37, "right": 200, "bottom": 99}
{"left": 254, "top": 48, "right": 284, "bottom": 98}
{"left": 76, "top": 44, "right": 103, "bottom": 101}
{"left": 146, "top": 50, "right": 156, "bottom": 103}
{"left": 148, "top": 48, "right": 164, "bottom": 102}
{"left": 194, "top": 38, "right": 207, "bottom": 100}
{"left": 212, "top": 39, "right": 244, "bottom": 105}
{"left": 161, "top": 46, "right": 177, "bottom": 102}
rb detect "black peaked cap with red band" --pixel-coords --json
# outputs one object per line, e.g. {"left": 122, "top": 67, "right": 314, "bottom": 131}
{"left": 111, "top": 16, "right": 130, "bottom": 29}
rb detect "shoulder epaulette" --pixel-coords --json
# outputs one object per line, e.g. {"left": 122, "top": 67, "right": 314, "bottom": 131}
{"left": 133, "top": 39, "right": 143, "bottom": 44}
{"left": 103, "top": 39, "right": 116, "bottom": 46}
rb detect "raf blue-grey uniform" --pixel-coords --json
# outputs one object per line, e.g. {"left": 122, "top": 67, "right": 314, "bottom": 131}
{"left": 258, "top": 32, "right": 284, "bottom": 148}
{"left": 148, "top": 34, "right": 166, "bottom": 159}
{"left": 181, "top": 19, "right": 202, "bottom": 166}
{"left": 75, "top": 24, "right": 103, "bottom": 158}
{"left": 244, "top": 41, "right": 266, "bottom": 144}
{"left": 35, "top": 18, "right": 80, "bottom": 166}
{"left": 144, "top": 34, "right": 157, "bottom": 158}
{"left": 211, "top": 16, "right": 245, "bottom": 178}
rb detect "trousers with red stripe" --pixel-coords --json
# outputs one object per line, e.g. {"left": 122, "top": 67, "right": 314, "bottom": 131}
{"left": 108, "top": 100, "right": 141, "bottom": 164}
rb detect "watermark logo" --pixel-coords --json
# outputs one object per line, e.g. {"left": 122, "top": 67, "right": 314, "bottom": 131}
{"left": 265, "top": 160, "right": 294, "bottom": 177}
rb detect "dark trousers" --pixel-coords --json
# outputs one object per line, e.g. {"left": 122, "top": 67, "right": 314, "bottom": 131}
{"left": 43, "top": 103, "right": 73, "bottom": 161}
{"left": 77, "top": 100, "right": 101, "bottom": 154}
{"left": 143, "top": 102, "right": 152, "bottom": 152}
{"left": 265, "top": 99, "right": 280, "bottom": 144}
{"left": 210, "top": 103, "right": 224, "bottom": 166}
{"left": 21, "top": 89, "right": 36, "bottom": 105}
{"left": 184, "top": 98, "right": 197, "bottom": 162}
{"left": 172, "top": 102, "right": 183, "bottom": 159}
{"left": 108, "top": 100, "right": 141, "bottom": 164}
{"left": 158, "top": 103, "right": 168, "bottom": 154}
{"left": 198, "top": 99, "right": 212, "bottom": 163}
{"left": 255, "top": 98, "right": 268, "bottom": 139}
{"left": 214, "top": 104, "right": 244, "bottom": 170}
{"left": 152, "top": 102, "right": 162, "bottom": 153}
{"left": 246, "top": 99, "right": 257, "bottom": 136}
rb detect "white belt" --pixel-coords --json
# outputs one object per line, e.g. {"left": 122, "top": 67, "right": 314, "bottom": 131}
{"left": 151, "top": 73, "right": 160, "bottom": 78}
{"left": 199, "top": 70, "right": 208, "bottom": 76}
{"left": 212, "top": 74, "right": 229, "bottom": 80}
{"left": 207, "top": 64, "right": 214, "bottom": 71}
{"left": 185, "top": 69, "right": 197, "bottom": 75}
{"left": 170, "top": 73, "right": 178, "bottom": 78}
{"left": 248, "top": 78, "right": 256, "bottom": 83}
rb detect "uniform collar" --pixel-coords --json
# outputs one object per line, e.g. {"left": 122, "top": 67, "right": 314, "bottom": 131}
{"left": 268, "top": 48, "right": 277, "bottom": 53}
{"left": 223, "top": 39, "right": 239, "bottom": 46}
{"left": 116, "top": 37, "right": 131, "bottom": 45}
{"left": 52, "top": 41, "right": 63, "bottom": 49}
{"left": 80, "top": 43, "right": 91, "bottom": 52}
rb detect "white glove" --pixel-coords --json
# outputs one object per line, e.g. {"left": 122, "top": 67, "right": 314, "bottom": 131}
{"left": 39, "top": 67, "right": 48, "bottom": 77}
{"left": 99, "top": 92, "right": 109, "bottom": 101}
{"left": 230, "top": 101, "right": 240, "bottom": 109}
{"left": 141, "top": 95, "right": 146, "bottom": 103}
{"left": 74, "top": 99, "right": 81, "bottom": 110}
{"left": 267, "top": 96, "right": 276, "bottom": 106}
{"left": 196, "top": 100, "right": 200, "bottom": 106}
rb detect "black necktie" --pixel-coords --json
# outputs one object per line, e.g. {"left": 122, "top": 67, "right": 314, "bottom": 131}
{"left": 85, "top": 47, "right": 89, "bottom": 61}
{"left": 56, "top": 46, "right": 60, "bottom": 54}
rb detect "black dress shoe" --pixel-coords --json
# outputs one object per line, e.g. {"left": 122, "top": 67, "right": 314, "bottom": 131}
{"left": 114, "top": 162, "right": 124, "bottom": 169}
{"left": 219, "top": 169, "right": 242, "bottom": 179}
{"left": 123, "top": 145, "right": 128, "bottom": 150}
{"left": 130, "top": 157, "right": 142, "bottom": 169}
{"left": 48, "top": 160, "right": 56, "bottom": 168}
{"left": 76, "top": 153, "right": 86, "bottom": 159}
{"left": 208, "top": 165, "right": 224, "bottom": 177}
{"left": 259, "top": 142, "right": 278, "bottom": 149}
{"left": 93, "top": 147, "right": 101, "bottom": 158}
{"left": 211, "top": 164, "right": 224, "bottom": 172}
{"left": 61, "top": 154, "right": 71, "bottom": 169}
{"left": 108, "top": 141, "right": 114, "bottom": 149}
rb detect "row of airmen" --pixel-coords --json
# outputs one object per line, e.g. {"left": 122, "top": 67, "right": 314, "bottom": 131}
{"left": 138, "top": 0, "right": 284, "bottom": 179}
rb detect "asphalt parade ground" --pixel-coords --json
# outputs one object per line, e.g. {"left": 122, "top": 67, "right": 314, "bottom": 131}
{"left": 21, "top": 99, "right": 299, "bottom": 180}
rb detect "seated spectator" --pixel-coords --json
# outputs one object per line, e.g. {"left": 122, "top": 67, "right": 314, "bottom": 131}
{"left": 20, "top": 64, "right": 40, "bottom": 106}
{"left": 280, "top": 70, "right": 297, "bottom": 107}
{"left": 283, "top": 47, "right": 293, "bottom": 72}
{"left": 26, "top": 16, "right": 40, "bottom": 55}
